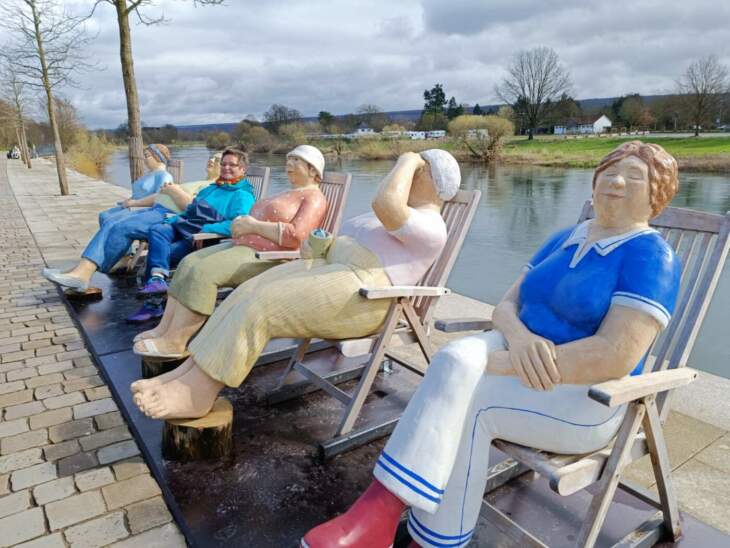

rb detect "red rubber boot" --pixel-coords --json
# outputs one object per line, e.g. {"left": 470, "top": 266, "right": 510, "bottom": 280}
{"left": 301, "top": 479, "right": 406, "bottom": 548}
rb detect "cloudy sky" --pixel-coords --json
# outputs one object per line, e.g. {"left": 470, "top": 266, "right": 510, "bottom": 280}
{"left": 3, "top": 0, "right": 729, "bottom": 128}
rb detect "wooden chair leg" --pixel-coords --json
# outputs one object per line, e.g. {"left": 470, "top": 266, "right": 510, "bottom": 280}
{"left": 642, "top": 397, "right": 682, "bottom": 541}
{"left": 275, "top": 338, "right": 310, "bottom": 390}
{"left": 335, "top": 303, "right": 402, "bottom": 437}
{"left": 127, "top": 241, "right": 147, "bottom": 273}
{"left": 577, "top": 402, "right": 647, "bottom": 548}
{"left": 401, "top": 300, "right": 433, "bottom": 362}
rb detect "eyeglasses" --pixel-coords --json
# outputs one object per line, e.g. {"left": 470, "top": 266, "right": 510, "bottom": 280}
{"left": 220, "top": 162, "right": 240, "bottom": 168}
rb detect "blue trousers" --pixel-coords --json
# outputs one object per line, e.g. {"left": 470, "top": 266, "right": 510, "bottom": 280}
{"left": 82, "top": 205, "right": 169, "bottom": 273}
{"left": 98, "top": 205, "right": 131, "bottom": 227}
{"left": 146, "top": 223, "right": 193, "bottom": 279}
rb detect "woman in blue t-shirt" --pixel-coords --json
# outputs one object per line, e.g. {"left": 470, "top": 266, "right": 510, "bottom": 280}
{"left": 303, "top": 141, "right": 682, "bottom": 548}
{"left": 41, "top": 143, "right": 174, "bottom": 292}
{"left": 98, "top": 143, "right": 173, "bottom": 226}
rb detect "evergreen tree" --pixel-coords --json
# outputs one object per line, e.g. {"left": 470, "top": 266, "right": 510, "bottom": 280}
{"left": 423, "top": 83, "right": 447, "bottom": 114}
{"left": 446, "top": 97, "right": 464, "bottom": 120}
{"left": 472, "top": 103, "right": 484, "bottom": 115}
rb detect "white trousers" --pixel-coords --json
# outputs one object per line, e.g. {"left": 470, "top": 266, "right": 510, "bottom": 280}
{"left": 373, "top": 331, "right": 626, "bottom": 548}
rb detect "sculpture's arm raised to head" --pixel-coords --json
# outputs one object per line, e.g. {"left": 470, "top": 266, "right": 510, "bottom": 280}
{"left": 371, "top": 152, "right": 425, "bottom": 231}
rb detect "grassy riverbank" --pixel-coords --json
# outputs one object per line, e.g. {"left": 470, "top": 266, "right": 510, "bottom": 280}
{"left": 501, "top": 136, "right": 730, "bottom": 172}
{"left": 305, "top": 135, "right": 730, "bottom": 171}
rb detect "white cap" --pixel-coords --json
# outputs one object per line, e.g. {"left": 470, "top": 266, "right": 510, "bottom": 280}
{"left": 287, "top": 145, "right": 325, "bottom": 180}
{"left": 420, "top": 149, "right": 461, "bottom": 200}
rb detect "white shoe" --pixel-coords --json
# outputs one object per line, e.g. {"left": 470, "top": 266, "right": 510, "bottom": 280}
{"left": 42, "top": 269, "right": 88, "bottom": 291}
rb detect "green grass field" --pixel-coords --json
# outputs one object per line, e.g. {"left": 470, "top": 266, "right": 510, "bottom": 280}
{"left": 502, "top": 135, "right": 730, "bottom": 170}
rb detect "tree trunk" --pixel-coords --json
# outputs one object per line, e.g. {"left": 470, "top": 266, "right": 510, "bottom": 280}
{"left": 115, "top": 0, "right": 144, "bottom": 181}
{"left": 21, "top": 128, "right": 31, "bottom": 168}
{"left": 29, "top": 0, "right": 67, "bottom": 194}
{"left": 17, "top": 125, "right": 31, "bottom": 169}
{"left": 528, "top": 128, "right": 534, "bottom": 140}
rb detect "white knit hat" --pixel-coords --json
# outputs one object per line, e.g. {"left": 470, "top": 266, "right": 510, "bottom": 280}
{"left": 420, "top": 149, "right": 461, "bottom": 200}
{"left": 287, "top": 145, "right": 325, "bottom": 180}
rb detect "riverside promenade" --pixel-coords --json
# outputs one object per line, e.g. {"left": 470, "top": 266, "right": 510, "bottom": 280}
{"left": 0, "top": 157, "right": 184, "bottom": 548}
{"left": 0, "top": 156, "right": 728, "bottom": 546}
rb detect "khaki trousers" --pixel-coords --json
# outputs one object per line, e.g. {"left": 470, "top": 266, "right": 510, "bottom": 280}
{"left": 189, "top": 237, "right": 392, "bottom": 387}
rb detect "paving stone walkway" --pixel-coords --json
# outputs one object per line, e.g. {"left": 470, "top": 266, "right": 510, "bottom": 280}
{"left": 1, "top": 157, "right": 728, "bottom": 545}
{"left": 0, "top": 158, "right": 184, "bottom": 548}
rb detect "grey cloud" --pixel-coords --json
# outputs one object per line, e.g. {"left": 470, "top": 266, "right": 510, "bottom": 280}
{"left": 2, "top": 0, "right": 728, "bottom": 128}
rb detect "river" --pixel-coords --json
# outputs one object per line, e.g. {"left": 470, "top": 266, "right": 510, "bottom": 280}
{"left": 106, "top": 145, "right": 730, "bottom": 379}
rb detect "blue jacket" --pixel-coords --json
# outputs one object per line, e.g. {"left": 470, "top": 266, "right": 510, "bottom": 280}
{"left": 166, "top": 178, "right": 255, "bottom": 236}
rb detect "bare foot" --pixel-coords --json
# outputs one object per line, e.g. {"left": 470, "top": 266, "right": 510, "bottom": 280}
{"left": 130, "top": 358, "right": 195, "bottom": 394}
{"left": 133, "top": 337, "right": 187, "bottom": 357}
{"left": 133, "top": 328, "right": 164, "bottom": 343}
{"left": 134, "top": 364, "right": 223, "bottom": 420}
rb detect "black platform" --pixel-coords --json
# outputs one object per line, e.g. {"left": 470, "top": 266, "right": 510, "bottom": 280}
{"left": 66, "top": 272, "right": 729, "bottom": 547}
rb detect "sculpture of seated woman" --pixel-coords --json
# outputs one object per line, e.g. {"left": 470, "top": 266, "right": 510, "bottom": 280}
{"left": 301, "top": 141, "right": 681, "bottom": 548}
{"left": 133, "top": 148, "right": 256, "bottom": 297}
{"left": 98, "top": 144, "right": 173, "bottom": 226}
{"left": 41, "top": 144, "right": 175, "bottom": 291}
{"left": 131, "top": 145, "right": 329, "bottom": 358}
{"left": 131, "top": 149, "right": 461, "bottom": 420}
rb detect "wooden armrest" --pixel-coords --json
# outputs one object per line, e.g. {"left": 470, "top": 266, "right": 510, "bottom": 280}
{"left": 588, "top": 368, "right": 697, "bottom": 407}
{"left": 359, "top": 286, "right": 451, "bottom": 300}
{"left": 435, "top": 318, "right": 493, "bottom": 333}
{"left": 255, "top": 250, "right": 302, "bottom": 260}
{"left": 192, "top": 233, "right": 223, "bottom": 242}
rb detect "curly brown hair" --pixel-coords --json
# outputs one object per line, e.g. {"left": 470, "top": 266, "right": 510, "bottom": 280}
{"left": 592, "top": 141, "right": 678, "bottom": 217}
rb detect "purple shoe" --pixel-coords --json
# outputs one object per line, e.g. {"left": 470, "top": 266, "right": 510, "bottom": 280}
{"left": 138, "top": 277, "right": 168, "bottom": 296}
{"left": 126, "top": 303, "right": 164, "bottom": 323}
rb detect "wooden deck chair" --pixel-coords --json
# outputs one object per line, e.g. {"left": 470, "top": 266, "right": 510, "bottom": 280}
{"left": 125, "top": 159, "right": 185, "bottom": 274}
{"left": 434, "top": 203, "right": 730, "bottom": 547}
{"left": 192, "top": 165, "right": 272, "bottom": 250}
{"left": 267, "top": 189, "right": 482, "bottom": 457}
{"left": 253, "top": 170, "right": 352, "bottom": 262}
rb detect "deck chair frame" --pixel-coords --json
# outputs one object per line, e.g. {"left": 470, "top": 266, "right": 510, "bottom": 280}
{"left": 434, "top": 203, "right": 730, "bottom": 547}
{"left": 267, "top": 189, "right": 482, "bottom": 458}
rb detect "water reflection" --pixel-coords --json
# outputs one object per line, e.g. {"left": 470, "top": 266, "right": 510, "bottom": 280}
{"left": 105, "top": 146, "right": 729, "bottom": 379}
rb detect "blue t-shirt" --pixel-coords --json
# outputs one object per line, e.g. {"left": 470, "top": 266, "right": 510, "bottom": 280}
{"left": 519, "top": 220, "right": 681, "bottom": 375}
{"left": 130, "top": 169, "right": 173, "bottom": 200}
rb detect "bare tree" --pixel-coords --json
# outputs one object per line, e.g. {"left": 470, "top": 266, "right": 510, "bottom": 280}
{"left": 0, "top": 0, "right": 95, "bottom": 195}
{"left": 495, "top": 46, "right": 572, "bottom": 140}
{"left": 677, "top": 55, "right": 729, "bottom": 136}
{"left": 92, "top": 1, "right": 223, "bottom": 181}
{"left": 0, "top": 62, "right": 32, "bottom": 168}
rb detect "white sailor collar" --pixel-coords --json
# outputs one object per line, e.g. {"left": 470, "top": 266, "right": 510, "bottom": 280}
{"left": 563, "top": 220, "right": 657, "bottom": 268}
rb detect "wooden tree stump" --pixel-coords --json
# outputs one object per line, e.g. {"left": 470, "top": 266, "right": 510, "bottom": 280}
{"left": 141, "top": 355, "right": 188, "bottom": 379}
{"left": 65, "top": 287, "right": 102, "bottom": 301}
{"left": 162, "top": 397, "right": 233, "bottom": 461}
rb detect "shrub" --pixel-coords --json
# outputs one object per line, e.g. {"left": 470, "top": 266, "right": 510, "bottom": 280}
{"left": 68, "top": 130, "right": 114, "bottom": 179}
{"left": 206, "top": 131, "right": 231, "bottom": 150}
{"left": 448, "top": 115, "right": 515, "bottom": 162}
{"left": 239, "top": 126, "right": 275, "bottom": 153}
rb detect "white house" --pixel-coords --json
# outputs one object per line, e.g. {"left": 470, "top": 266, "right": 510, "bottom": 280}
{"left": 353, "top": 123, "right": 376, "bottom": 138}
{"left": 554, "top": 115, "right": 612, "bottom": 135}
{"left": 426, "top": 130, "right": 446, "bottom": 139}
{"left": 405, "top": 131, "right": 426, "bottom": 140}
